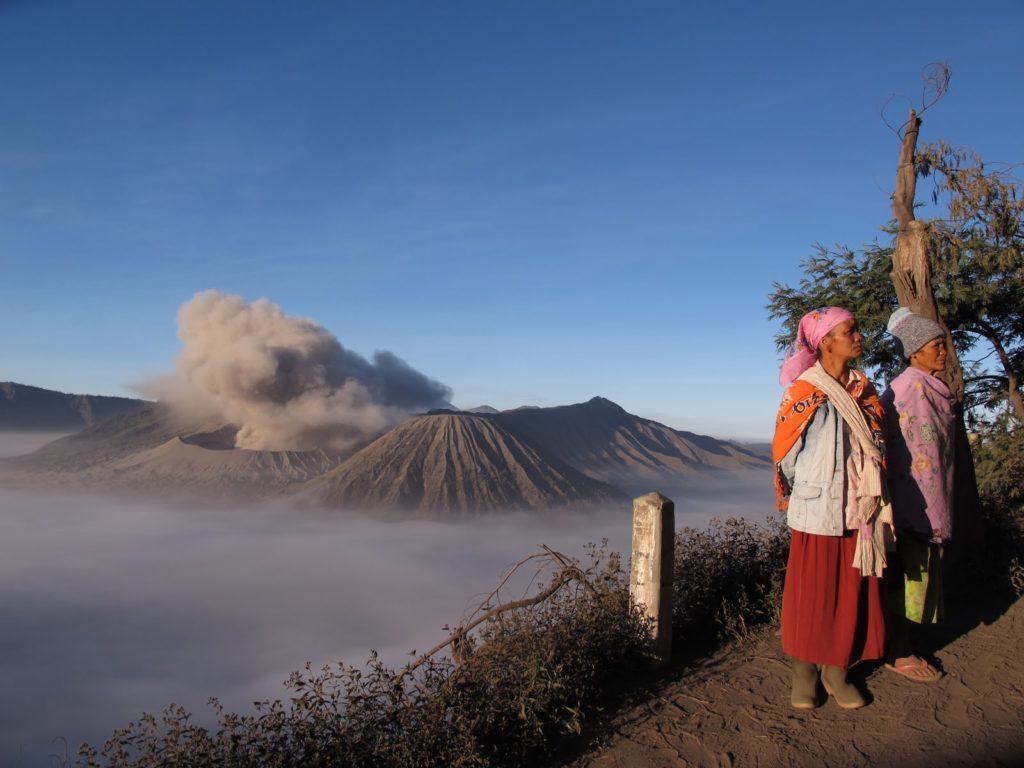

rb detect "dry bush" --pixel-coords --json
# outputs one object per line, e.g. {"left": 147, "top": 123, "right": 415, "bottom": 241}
{"left": 973, "top": 417, "right": 1024, "bottom": 597}
{"left": 77, "top": 516, "right": 794, "bottom": 768}
{"left": 672, "top": 516, "right": 789, "bottom": 643}
{"left": 77, "top": 544, "right": 650, "bottom": 768}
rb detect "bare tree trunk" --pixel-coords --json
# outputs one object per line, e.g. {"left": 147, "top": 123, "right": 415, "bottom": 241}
{"left": 890, "top": 109, "right": 964, "bottom": 399}
{"left": 890, "top": 107, "right": 984, "bottom": 570}
{"left": 977, "top": 323, "right": 1024, "bottom": 424}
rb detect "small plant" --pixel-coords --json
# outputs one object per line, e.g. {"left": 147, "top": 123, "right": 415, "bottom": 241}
{"left": 672, "top": 515, "right": 789, "bottom": 645}
{"left": 973, "top": 416, "right": 1024, "bottom": 597}
{"left": 1009, "top": 558, "right": 1024, "bottom": 599}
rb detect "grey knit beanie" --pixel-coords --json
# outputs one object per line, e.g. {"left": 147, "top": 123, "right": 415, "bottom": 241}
{"left": 887, "top": 307, "right": 945, "bottom": 359}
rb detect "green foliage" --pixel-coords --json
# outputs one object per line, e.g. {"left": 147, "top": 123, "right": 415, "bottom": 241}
{"left": 973, "top": 415, "right": 1024, "bottom": 597}
{"left": 767, "top": 242, "right": 904, "bottom": 383}
{"left": 672, "top": 516, "right": 789, "bottom": 643}
{"left": 446, "top": 558, "right": 645, "bottom": 765}
{"left": 919, "top": 142, "right": 1024, "bottom": 417}
{"left": 767, "top": 142, "right": 1024, "bottom": 422}
{"left": 974, "top": 417, "right": 1024, "bottom": 510}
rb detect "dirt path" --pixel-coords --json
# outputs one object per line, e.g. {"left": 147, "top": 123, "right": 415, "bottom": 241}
{"left": 569, "top": 596, "right": 1024, "bottom": 768}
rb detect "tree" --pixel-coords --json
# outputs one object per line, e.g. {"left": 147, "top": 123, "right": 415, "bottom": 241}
{"left": 767, "top": 74, "right": 1024, "bottom": 567}
{"left": 890, "top": 108, "right": 965, "bottom": 402}
{"left": 886, "top": 84, "right": 986, "bottom": 567}
{"left": 766, "top": 148, "right": 1024, "bottom": 427}
{"left": 916, "top": 142, "right": 1024, "bottom": 423}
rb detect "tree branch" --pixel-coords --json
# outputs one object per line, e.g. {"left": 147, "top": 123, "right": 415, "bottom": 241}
{"left": 397, "top": 549, "right": 598, "bottom": 679}
{"left": 892, "top": 108, "right": 922, "bottom": 229}
{"left": 971, "top": 320, "right": 1024, "bottom": 422}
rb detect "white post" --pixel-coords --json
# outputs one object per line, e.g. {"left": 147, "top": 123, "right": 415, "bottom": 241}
{"left": 629, "top": 492, "right": 674, "bottom": 666}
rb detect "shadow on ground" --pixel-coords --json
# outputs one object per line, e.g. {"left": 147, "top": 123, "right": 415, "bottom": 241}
{"left": 557, "top": 588, "right": 1024, "bottom": 768}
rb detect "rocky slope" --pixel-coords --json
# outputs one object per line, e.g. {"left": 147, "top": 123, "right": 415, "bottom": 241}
{"left": 0, "top": 381, "right": 147, "bottom": 431}
{"left": 107, "top": 436, "right": 341, "bottom": 496}
{"left": 490, "top": 397, "right": 770, "bottom": 495}
{"left": 304, "top": 412, "right": 623, "bottom": 514}
{"left": 5, "top": 404, "right": 218, "bottom": 471}
{"left": 465, "top": 405, "right": 500, "bottom": 414}
{"left": 2, "top": 405, "right": 346, "bottom": 501}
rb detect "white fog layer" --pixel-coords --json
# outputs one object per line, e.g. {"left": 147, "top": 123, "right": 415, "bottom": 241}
{"left": 0, "top": 432, "right": 72, "bottom": 459}
{"left": 0, "top": 447, "right": 771, "bottom": 761}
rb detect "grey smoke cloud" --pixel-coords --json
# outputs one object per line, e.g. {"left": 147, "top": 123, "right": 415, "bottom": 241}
{"left": 162, "top": 290, "right": 452, "bottom": 451}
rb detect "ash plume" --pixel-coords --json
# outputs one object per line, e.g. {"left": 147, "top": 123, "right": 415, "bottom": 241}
{"left": 159, "top": 290, "right": 451, "bottom": 452}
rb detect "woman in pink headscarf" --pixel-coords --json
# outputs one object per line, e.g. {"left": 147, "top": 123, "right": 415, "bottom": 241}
{"left": 773, "top": 307, "right": 891, "bottom": 710}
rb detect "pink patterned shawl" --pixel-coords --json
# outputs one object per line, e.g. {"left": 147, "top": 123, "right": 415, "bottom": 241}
{"left": 881, "top": 367, "right": 956, "bottom": 542}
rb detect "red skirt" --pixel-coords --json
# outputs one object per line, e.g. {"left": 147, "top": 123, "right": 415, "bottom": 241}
{"left": 781, "top": 529, "right": 885, "bottom": 667}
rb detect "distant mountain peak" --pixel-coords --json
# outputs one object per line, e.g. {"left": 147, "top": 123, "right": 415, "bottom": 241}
{"left": 582, "top": 396, "right": 626, "bottom": 412}
{"left": 492, "top": 397, "right": 770, "bottom": 496}
{"left": 465, "top": 405, "right": 500, "bottom": 414}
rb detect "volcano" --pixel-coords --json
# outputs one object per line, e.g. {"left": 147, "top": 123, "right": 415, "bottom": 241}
{"left": 5, "top": 404, "right": 226, "bottom": 471}
{"left": 2, "top": 404, "right": 347, "bottom": 501}
{"left": 2, "top": 387, "right": 767, "bottom": 512}
{"left": 303, "top": 412, "right": 623, "bottom": 514}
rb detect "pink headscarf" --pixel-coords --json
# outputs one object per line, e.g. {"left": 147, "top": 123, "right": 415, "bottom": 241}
{"left": 779, "top": 307, "right": 855, "bottom": 386}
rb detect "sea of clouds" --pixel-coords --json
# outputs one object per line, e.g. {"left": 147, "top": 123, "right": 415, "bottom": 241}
{"left": 0, "top": 433, "right": 772, "bottom": 764}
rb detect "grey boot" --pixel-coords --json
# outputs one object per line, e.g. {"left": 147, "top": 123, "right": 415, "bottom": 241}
{"left": 820, "top": 665, "right": 866, "bottom": 709}
{"left": 791, "top": 659, "right": 819, "bottom": 709}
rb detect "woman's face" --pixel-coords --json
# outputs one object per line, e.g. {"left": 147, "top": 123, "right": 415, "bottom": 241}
{"left": 911, "top": 336, "right": 948, "bottom": 375}
{"left": 821, "top": 319, "right": 863, "bottom": 361}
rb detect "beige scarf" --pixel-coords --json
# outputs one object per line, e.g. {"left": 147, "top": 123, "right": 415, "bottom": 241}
{"left": 797, "top": 362, "right": 893, "bottom": 577}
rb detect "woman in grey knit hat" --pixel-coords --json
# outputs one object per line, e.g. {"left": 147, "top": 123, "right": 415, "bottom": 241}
{"left": 880, "top": 307, "right": 955, "bottom": 683}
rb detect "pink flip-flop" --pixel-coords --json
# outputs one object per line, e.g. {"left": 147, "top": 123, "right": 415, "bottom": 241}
{"left": 885, "top": 656, "right": 942, "bottom": 683}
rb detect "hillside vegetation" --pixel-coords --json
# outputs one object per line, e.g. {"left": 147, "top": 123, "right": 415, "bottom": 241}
{"left": 77, "top": 517, "right": 790, "bottom": 768}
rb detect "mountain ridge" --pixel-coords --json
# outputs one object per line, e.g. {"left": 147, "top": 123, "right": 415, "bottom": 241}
{"left": 1, "top": 404, "right": 348, "bottom": 501}
{"left": 2, "top": 386, "right": 769, "bottom": 512}
{"left": 487, "top": 396, "right": 770, "bottom": 495}
{"left": 0, "top": 381, "right": 148, "bottom": 431}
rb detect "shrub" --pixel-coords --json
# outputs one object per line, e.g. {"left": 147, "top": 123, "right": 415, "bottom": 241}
{"left": 77, "top": 515, "right": 795, "bottom": 768}
{"left": 973, "top": 417, "right": 1024, "bottom": 598}
{"left": 672, "top": 516, "right": 789, "bottom": 643}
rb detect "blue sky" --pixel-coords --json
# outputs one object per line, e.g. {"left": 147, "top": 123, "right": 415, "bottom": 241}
{"left": 2, "top": 1, "right": 1022, "bottom": 439}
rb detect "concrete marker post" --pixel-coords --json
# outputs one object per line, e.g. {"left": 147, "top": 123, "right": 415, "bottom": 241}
{"left": 629, "top": 492, "right": 675, "bottom": 666}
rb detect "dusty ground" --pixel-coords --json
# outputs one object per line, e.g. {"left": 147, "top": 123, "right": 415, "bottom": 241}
{"left": 569, "top": 595, "right": 1024, "bottom": 768}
